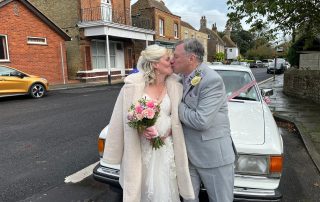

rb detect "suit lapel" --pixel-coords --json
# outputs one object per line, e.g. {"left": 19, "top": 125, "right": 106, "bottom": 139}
{"left": 183, "top": 63, "right": 207, "bottom": 100}
{"left": 183, "top": 83, "right": 193, "bottom": 101}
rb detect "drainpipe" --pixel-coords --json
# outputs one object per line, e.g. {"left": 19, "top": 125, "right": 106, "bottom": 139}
{"left": 60, "top": 42, "right": 66, "bottom": 84}
{"left": 106, "top": 33, "right": 111, "bottom": 85}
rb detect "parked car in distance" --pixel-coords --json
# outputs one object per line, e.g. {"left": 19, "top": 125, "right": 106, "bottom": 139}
{"left": 250, "top": 60, "right": 264, "bottom": 68}
{"left": 212, "top": 61, "right": 223, "bottom": 65}
{"left": 230, "top": 61, "right": 250, "bottom": 68}
{"left": 267, "top": 58, "right": 288, "bottom": 74}
{"left": 262, "top": 59, "right": 274, "bottom": 68}
{"left": 94, "top": 65, "right": 284, "bottom": 202}
{"left": 0, "top": 65, "right": 49, "bottom": 98}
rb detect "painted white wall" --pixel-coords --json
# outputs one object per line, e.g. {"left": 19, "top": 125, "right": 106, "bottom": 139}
{"left": 226, "top": 47, "right": 239, "bottom": 60}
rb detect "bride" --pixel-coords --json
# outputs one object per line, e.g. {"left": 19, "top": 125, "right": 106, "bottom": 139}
{"left": 102, "top": 44, "right": 194, "bottom": 202}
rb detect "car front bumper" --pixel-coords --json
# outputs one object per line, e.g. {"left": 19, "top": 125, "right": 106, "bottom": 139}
{"left": 93, "top": 164, "right": 121, "bottom": 188}
{"left": 93, "top": 164, "right": 282, "bottom": 201}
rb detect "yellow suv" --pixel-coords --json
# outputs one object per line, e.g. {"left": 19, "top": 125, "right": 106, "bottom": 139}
{"left": 0, "top": 65, "right": 49, "bottom": 98}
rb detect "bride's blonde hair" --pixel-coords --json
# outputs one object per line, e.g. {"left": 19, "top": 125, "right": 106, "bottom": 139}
{"left": 137, "top": 44, "right": 169, "bottom": 84}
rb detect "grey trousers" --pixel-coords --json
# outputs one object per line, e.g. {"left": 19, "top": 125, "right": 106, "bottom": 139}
{"left": 184, "top": 162, "right": 234, "bottom": 202}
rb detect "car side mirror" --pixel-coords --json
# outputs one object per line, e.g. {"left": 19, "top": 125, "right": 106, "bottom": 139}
{"left": 261, "top": 89, "right": 273, "bottom": 97}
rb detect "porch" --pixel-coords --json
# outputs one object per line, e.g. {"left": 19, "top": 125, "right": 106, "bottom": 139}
{"left": 77, "top": 5, "right": 154, "bottom": 83}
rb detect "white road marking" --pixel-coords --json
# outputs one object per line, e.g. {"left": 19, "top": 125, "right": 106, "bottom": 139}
{"left": 64, "top": 161, "right": 99, "bottom": 183}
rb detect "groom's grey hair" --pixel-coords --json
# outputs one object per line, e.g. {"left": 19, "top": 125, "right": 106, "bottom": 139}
{"left": 175, "top": 38, "right": 204, "bottom": 62}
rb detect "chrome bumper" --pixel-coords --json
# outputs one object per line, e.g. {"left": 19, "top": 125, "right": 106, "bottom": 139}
{"left": 93, "top": 164, "right": 282, "bottom": 201}
{"left": 233, "top": 187, "right": 282, "bottom": 201}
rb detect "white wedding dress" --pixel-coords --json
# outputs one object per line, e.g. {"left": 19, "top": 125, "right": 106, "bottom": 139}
{"left": 140, "top": 93, "right": 180, "bottom": 202}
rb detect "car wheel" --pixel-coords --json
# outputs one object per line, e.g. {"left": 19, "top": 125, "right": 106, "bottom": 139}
{"left": 29, "top": 83, "right": 46, "bottom": 98}
{"left": 267, "top": 70, "right": 270, "bottom": 74}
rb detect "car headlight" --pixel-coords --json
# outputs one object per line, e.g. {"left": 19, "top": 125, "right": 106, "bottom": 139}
{"left": 235, "top": 154, "right": 283, "bottom": 177}
{"left": 235, "top": 155, "right": 269, "bottom": 175}
{"left": 41, "top": 78, "right": 48, "bottom": 83}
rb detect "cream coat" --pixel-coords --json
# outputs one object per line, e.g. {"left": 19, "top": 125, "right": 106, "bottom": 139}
{"left": 103, "top": 73, "right": 195, "bottom": 202}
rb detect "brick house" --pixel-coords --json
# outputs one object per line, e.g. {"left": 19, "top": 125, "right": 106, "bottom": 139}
{"left": 132, "top": 0, "right": 181, "bottom": 52}
{"left": 30, "top": 0, "right": 154, "bottom": 83}
{"left": 222, "top": 25, "right": 239, "bottom": 60}
{"left": 199, "top": 16, "right": 225, "bottom": 62}
{"left": 0, "top": 0, "right": 71, "bottom": 84}
{"left": 180, "top": 21, "right": 208, "bottom": 62}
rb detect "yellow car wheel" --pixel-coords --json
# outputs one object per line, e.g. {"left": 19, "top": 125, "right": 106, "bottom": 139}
{"left": 29, "top": 83, "right": 46, "bottom": 98}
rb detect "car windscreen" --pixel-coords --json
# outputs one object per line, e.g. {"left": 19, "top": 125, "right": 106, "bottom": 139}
{"left": 216, "top": 70, "right": 260, "bottom": 101}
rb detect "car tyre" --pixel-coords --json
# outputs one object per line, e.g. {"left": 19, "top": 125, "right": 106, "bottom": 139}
{"left": 29, "top": 83, "right": 46, "bottom": 98}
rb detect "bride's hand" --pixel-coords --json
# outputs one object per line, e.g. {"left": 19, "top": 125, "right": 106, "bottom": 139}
{"left": 143, "top": 126, "right": 158, "bottom": 140}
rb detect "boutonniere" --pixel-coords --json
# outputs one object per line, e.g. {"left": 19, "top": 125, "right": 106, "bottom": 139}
{"left": 190, "top": 69, "right": 202, "bottom": 86}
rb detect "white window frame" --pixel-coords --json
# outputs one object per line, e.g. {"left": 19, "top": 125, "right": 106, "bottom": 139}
{"left": 101, "top": 0, "right": 112, "bottom": 21}
{"left": 27, "top": 36, "right": 47, "bottom": 45}
{"left": 0, "top": 34, "right": 10, "bottom": 62}
{"left": 174, "top": 23, "right": 178, "bottom": 39}
{"left": 159, "top": 19, "right": 164, "bottom": 36}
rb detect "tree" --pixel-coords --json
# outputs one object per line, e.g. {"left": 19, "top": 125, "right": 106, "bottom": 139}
{"left": 215, "top": 52, "right": 225, "bottom": 62}
{"left": 246, "top": 44, "right": 275, "bottom": 60}
{"left": 227, "top": 0, "right": 320, "bottom": 42}
{"left": 231, "top": 29, "right": 255, "bottom": 56}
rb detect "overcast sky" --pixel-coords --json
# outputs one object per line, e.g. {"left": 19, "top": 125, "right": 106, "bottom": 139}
{"left": 131, "top": 0, "right": 251, "bottom": 32}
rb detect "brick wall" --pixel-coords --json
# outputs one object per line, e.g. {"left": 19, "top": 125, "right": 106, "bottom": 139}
{"left": 0, "top": 1, "right": 68, "bottom": 84}
{"left": 284, "top": 69, "right": 320, "bottom": 104}
{"left": 30, "top": 0, "right": 82, "bottom": 79}
{"left": 154, "top": 9, "right": 180, "bottom": 42}
{"left": 181, "top": 25, "right": 208, "bottom": 62}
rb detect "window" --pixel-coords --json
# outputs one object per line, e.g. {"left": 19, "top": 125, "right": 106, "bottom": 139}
{"left": 184, "top": 31, "right": 188, "bottom": 39}
{"left": 229, "top": 49, "right": 233, "bottom": 52}
{"left": 0, "top": 35, "right": 9, "bottom": 62}
{"left": 91, "top": 40, "right": 116, "bottom": 70}
{"left": 159, "top": 19, "right": 164, "bottom": 36}
{"left": 174, "top": 23, "right": 178, "bottom": 38}
{"left": 101, "top": 0, "right": 112, "bottom": 21}
{"left": 27, "top": 37, "right": 47, "bottom": 45}
{"left": 0, "top": 66, "right": 14, "bottom": 76}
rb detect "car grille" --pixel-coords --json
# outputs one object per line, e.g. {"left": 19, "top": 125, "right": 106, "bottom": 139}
{"left": 98, "top": 166, "right": 120, "bottom": 177}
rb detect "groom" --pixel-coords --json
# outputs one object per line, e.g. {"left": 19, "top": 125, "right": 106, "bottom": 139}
{"left": 171, "top": 38, "right": 236, "bottom": 202}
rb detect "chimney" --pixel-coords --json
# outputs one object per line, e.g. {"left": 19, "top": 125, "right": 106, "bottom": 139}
{"left": 225, "top": 24, "right": 231, "bottom": 37}
{"left": 212, "top": 23, "right": 217, "bottom": 32}
{"left": 200, "top": 16, "right": 207, "bottom": 30}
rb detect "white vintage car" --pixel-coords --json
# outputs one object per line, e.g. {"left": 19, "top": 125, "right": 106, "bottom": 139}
{"left": 94, "top": 65, "right": 284, "bottom": 201}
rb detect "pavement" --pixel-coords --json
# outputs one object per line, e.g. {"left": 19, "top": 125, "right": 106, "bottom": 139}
{"left": 50, "top": 79, "right": 123, "bottom": 91}
{"left": 259, "top": 74, "right": 320, "bottom": 173}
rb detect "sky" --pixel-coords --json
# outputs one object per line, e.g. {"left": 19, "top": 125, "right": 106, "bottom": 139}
{"left": 130, "top": 0, "right": 251, "bottom": 32}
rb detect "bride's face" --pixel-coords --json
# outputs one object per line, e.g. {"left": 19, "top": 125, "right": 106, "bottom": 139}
{"left": 154, "top": 54, "right": 173, "bottom": 77}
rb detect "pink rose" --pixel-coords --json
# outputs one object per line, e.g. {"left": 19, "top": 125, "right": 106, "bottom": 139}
{"left": 136, "top": 113, "right": 144, "bottom": 121}
{"left": 135, "top": 104, "right": 143, "bottom": 114}
{"left": 146, "top": 101, "right": 155, "bottom": 109}
{"left": 143, "top": 108, "right": 155, "bottom": 119}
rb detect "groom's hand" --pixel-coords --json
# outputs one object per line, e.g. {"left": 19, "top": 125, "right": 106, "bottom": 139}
{"left": 143, "top": 126, "right": 158, "bottom": 140}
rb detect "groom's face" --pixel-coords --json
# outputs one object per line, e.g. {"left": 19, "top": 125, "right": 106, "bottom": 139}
{"left": 171, "top": 44, "right": 190, "bottom": 75}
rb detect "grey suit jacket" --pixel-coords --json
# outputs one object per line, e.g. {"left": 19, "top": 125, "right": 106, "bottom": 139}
{"left": 179, "top": 63, "right": 236, "bottom": 168}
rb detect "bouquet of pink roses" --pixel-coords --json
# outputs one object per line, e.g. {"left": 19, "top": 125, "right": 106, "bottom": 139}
{"left": 127, "top": 97, "right": 164, "bottom": 149}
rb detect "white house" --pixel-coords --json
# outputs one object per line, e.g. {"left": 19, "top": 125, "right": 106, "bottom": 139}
{"left": 222, "top": 26, "right": 239, "bottom": 60}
